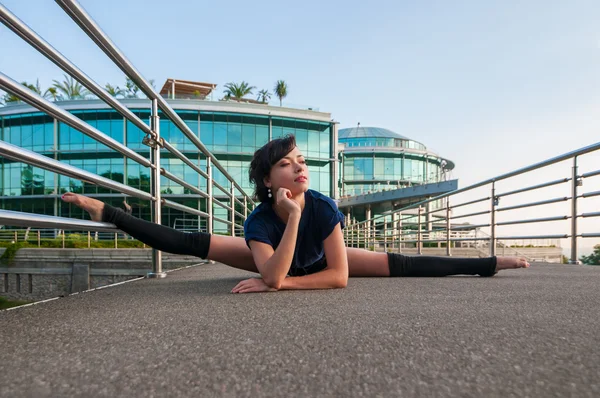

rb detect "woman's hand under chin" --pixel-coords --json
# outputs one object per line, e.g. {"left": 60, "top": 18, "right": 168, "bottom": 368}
{"left": 275, "top": 188, "right": 301, "bottom": 215}
{"left": 231, "top": 278, "right": 278, "bottom": 294}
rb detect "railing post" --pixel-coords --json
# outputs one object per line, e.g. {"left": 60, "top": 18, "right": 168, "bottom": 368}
{"left": 392, "top": 212, "right": 397, "bottom": 253}
{"left": 383, "top": 216, "right": 387, "bottom": 251}
{"left": 490, "top": 182, "right": 497, "bottom": 257}
{"left": 146, "top": 99, "right": 166, "bottom": 278}
{"left": 417, "top": 207, "right": 422, "bottom": 255}
{"left": 398, "top": 212, "right": 403, "bottom": 253}
{"left": 371, "top": 220, "right": 376, "bottom": 251}
{"left": 206, "top": 157, "right": 213, "bottom": 235}
{"left": 114, "top": 232, "right": 118, "bottom": 249}
{"left": 230, "top": 181, "right": 235, "bottom": 237}
{"left": 347, "top": 219, "right": 350, "bottom": 246}
{"left": 446, "top": 198, "right": 452, "bottom": 256}
{"left": 37, "top": 230, "right": 41, "bottom": 248}
{"left": 570, "top": 156, "right": 581, "bottom": 264}
{"left": 365, "top": 206, "right": 372, "bottom": 250}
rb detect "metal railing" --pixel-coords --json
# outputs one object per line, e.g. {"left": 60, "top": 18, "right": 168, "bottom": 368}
{"left": 344, "top": 142, "right": 600, "bottom": 264}
{"left": 0, "top": 1, "right": 255, "bottom": 278}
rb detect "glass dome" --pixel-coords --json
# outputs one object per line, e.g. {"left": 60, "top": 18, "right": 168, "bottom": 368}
{"left": 339, "top": 127, "right": 426, "bottom": 151}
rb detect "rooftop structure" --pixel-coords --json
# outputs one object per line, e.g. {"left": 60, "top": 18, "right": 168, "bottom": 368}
{"left": 159, "top": 78, "right": 217, "bottom": 100}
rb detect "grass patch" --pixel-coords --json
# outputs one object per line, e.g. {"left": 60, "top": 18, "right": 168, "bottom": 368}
{"left": 0, "top": 296, "right": 31, "bottom": 310}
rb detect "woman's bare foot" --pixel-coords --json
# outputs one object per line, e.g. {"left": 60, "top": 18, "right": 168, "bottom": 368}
{"left": 496, "top": 256, "right": 530, "bottom": 272}
{"left": 61, "top": 193, "right": 105, "bottom": 222}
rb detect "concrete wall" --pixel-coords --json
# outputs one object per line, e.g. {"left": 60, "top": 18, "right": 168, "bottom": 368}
{"left": 0, "top": 248, "right": 205, "bottom": 302}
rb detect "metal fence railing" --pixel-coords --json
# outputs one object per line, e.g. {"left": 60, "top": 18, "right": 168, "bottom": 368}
{"left": 0, "top": 1, "right": 255, "bottom": 278}
{"left": 344, "top": 142, "right": 600, "bottom": 264}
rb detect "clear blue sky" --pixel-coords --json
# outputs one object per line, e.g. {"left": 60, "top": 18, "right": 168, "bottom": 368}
{"left": 1, "top": 0, "right": 599, "bottom": 252}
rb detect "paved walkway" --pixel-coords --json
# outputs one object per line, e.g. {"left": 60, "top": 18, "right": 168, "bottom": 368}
{"left": 1, "top": 263, "right": 599, "bottom": 397}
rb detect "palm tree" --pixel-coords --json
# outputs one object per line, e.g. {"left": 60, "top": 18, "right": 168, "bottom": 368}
{"left": 274, "top": 80, "right": 288, "bottom": 107}
{"left": 44, "top": 87, "right": 62, "bottom": 101}
{"left": 1, "top": 81, "right": 41, "bottom": 105}
{"left": 223, "top": 81, "right": 255, "bottom": 101}
{"left": 52, "top": 74, "right": 89, "bottom": 100}
{"left": 124, "top": 78, "right": 139, "bottom": 98}
{"left": 105, "top": 83, "right": 125, "bottom": 98}
{"left": 22, "top": 79, "right": 42, "bottom": 95}
{"left": 123, "top": 78, "right": 154, "bottom": 98}
{"left": 1, "top": 91, "right": 20, "bottom": 104}
{"left": 257, "top": 89, "right": 271, "bottom": 104}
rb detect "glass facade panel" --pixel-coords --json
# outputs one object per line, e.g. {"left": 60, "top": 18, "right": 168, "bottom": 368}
{"left": 126, "top": 110, "right": 150, "bottom": 150}
{"left": 342, "top": 151, "right": 445, "bottom": 195}
{"left": 227, "top": 122, "right": 242, "bottom": 153}
{"left": 256, "top": 125, "right": 268, "bottom": 146}
{"left": 1, "top": 105, "right": 335, "bottom": 230}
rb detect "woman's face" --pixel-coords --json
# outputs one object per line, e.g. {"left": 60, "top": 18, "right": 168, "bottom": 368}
{"left": 265, "top": 146, "right": 309, "bottom": 196}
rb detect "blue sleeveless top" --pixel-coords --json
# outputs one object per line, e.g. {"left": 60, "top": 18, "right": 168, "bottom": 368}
{"left": 243, "top": 190, "right": 345, "bottom": 274}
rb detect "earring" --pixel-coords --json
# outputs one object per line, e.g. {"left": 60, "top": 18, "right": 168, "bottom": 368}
{"left": 267, "top": 188, "right": 272, "bottom": 198}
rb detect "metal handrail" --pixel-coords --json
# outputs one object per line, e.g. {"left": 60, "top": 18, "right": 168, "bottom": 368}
{"left": 54, "top": 0, "right": 254, "bottom": 206}
{"left": 0, "top": 4, "right": 154, "bottom": 137}
{"left": 0, "top": 210, "right": 117, "bottom": 232}
{"left": 0, "top": 0, "right": 256, "bottom": 278}
{"left": 162, "top": 199, "right": 209, "bottom": 219}
{"left": 581, "top": 190, "right": 600, "bottom": 198}
{"left": 160, "top": 169, "right": 209, "bottom": 199}
{"left": 347, "top": 140, "right": 600, "bottom": 263}
{"left": 496, "top": 197, "right": 570, "bottom": 212}
{"left": 582, "top": 169, "right": 600, "bottom": 179}
{"left": 357, "top": 140, "right": 600, "bottom": 226}
{"left": 0, "top": 73, "right": 153, "bottom": 168}
{"left": 0, "top": 141, "right": 153, "bottom": 200}
{"left": 497, "top": 178, "right": 570, "bottom": 198}
{"left": 161, "top": 140, "right": 209, "bottom": 179}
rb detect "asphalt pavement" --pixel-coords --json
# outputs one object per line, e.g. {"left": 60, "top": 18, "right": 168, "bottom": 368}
{"left": 1, "top": 262, "right": 599, "bottom": 397}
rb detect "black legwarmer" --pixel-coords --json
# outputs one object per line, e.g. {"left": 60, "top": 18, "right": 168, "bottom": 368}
{"left": 102, "top": 204, "right": 211, "bottom": 259}
{"left": 387, "top": 253, "right": 497, "bottom": 277}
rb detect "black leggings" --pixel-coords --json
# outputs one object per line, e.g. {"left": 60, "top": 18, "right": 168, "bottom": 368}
{"left": 386, "top": 252, "right": 497, "bottom": 277}
{"left": 103, "top": 204, "right": 497, "bottom": 277}
{"left": 102, "top": 204, "right": 211, "bottom": 259}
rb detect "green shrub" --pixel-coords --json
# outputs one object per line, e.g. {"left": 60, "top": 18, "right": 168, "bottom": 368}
{"left": 0, "top": 242, "right": 27, "bottom": 266}
{"left": 0, "top": 238, "right": 147, "bottom": 250}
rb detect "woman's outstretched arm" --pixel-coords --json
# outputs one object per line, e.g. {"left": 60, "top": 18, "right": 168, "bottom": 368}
{"left": 248, "top": 211, "right": 301, "bottom": 289}
{"left": 279, "top": 223, "right": 348, "bottom": 290}
{"left": 231, "top": 223, "right": 348, "bottom": 293}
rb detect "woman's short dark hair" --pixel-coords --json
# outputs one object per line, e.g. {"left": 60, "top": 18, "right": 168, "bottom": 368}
{"left": 249, "top": 135, "right": 297, "bottom": 203}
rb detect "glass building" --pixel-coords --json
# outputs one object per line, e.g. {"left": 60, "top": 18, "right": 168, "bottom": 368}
{"left": 339, "top": 127, "right": 454, "bottom": 197}
{"left": 0, "top": 98, "right": 337, "bottom": 232}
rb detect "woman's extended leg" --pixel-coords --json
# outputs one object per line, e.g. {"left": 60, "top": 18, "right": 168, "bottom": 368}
{"left": 345, "top": 247, "right": 530, "bottom": 277}
{"left": 61, "top": 194, "right": 527, "bottom": 277}
{"left": 61, "top": 193, "right": 258, "bottom": 272}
